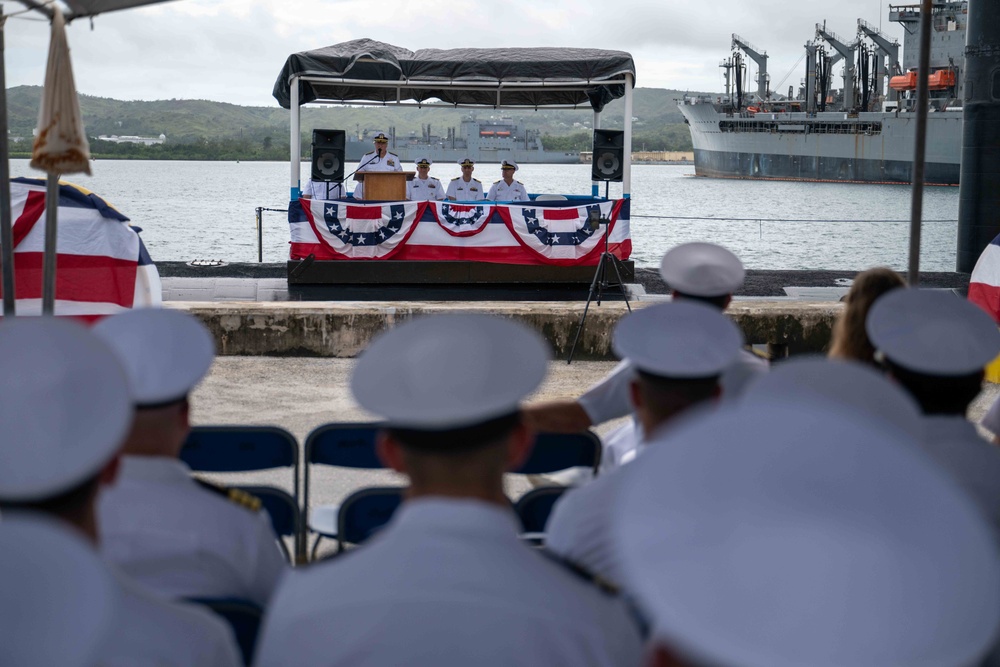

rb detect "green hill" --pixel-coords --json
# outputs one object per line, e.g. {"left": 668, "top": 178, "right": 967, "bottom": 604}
{"left": 7, "top": 85, "right": 704, "bottom": 159}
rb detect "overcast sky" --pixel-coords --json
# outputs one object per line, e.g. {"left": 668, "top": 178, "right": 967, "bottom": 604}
{"left": 8, "top": 0, "right": 903, "bottom": 107}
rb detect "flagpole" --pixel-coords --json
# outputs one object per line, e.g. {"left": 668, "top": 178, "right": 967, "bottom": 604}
{"left": 0, "top": 6, "right": 16, "bottom": 316}
{"left": 41, "top": 174, "right": 58, "bottom": 314}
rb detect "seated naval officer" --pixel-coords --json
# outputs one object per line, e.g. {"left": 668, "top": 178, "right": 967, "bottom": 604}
{"left": 94, "top": 308, "right": 287, "bottom": 607}
{"left": 0, "top": 317, "right": 241, "bottom": 667}
{"left": 546, "top": 301, "right": 743, "bottom": 586}
{"left": 612, "top": 396, "right": 1000, "bottom": 667}
{"left": 1, "top": 516, "right": 119, "bottom": 667}
{"left": 446, "top": 157, "right": 486, "bottom": 200}
{"left": 254, "top": 314, "right": 643, "bottom": 667}
{"left": 866, "top": 288, "right": 1000, "bottom": 536}
{"left": 353, "top": 130, "right": 402, "bottom": 199}
{"left": 301, "top": 178, "right": 344, "bottom": 200}
{"left": 487, "top": 159, "right": 529, "bottom": 201}
{"left": 406, "top": 157, "right": 445, "bottom": 201}
{"left": 524, "top": 242, "right": 767, "bottom": 474}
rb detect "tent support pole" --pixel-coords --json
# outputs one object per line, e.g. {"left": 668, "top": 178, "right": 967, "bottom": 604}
{"left": 42, "top": 174, "right": 58, "bottom": 315}
{"left": 290, "top": 76, "right": 301, "bottom": 200}
{"left": 0, "top": 8, "right": 16, "bottom": 316}
{"left": 623, "top": 73, "right": 633, "bottom": 198}
{"left": 592, "top": 110, "right": 601, "bottom": 197}
{"left": 908, "top": 0, "right": 932, "bottom": 286}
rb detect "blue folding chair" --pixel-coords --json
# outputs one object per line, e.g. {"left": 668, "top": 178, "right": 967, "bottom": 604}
{"left": 514, "top": 430, "right": 602, "bottom": 476}
{"left": 514, "top": 485, "right": 569, "bottom": 545}
{"left": 303, "top": 422, "right": 388, "bottom": 559}
{"left": 233, "top": 485, "right": 300, "bottom": 564}
{"left": 180, "top": 426, "right": 301, "bottom": 560}
{"left": 186, "top": 597, "right": 262, "bottom": 666}
{"left": 331, "top": 486, "right": 404, "bottom": 555}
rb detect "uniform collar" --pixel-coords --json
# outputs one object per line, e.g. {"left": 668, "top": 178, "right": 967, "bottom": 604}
{"left": 118, "top": 455, "right": 194, "bottom": 485}
{"left": 391, "top": 497, "right": 520, "bottom": 538}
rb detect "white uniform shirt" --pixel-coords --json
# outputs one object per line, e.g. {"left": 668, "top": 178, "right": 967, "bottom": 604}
{"left": 302, "top": 180, "right": 344, "bottom": 200}
{"left": 106, "top": 567, "right": 242, "bottom": 667}
{"left": 487, "top": 179, "right": 529, "bottom": 201}
{"left": 358, "top": 151, "right": 402, "bottom": 172}
{"left": 407, "top": 176, "right": 446, "bottom": 201}
{"left": 921, "top": 415, "right": 1000, "bottom": 536}
{"left": 98, "top": 456, "right": 287, "bottom": 607}
{"left": 445, "top": 177, "right": 486, "bottom": 201}
{"left": 254, "top": 498, "right": 643, "bottom": 667}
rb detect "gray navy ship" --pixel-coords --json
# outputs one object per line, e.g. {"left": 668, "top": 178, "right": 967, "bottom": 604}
{"left": 345, "top": 117, "right": 579, "bottom": 165}
{"left": 679, "top": 1, "right": 966, "bottom": 185}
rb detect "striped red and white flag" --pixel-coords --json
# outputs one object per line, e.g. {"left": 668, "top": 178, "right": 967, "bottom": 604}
{"left": 969, "top": 233, "right": 1000, "bottom": 323}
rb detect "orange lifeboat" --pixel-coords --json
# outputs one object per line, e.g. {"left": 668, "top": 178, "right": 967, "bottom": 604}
{"left": 928, "top": 69, "right": 956, "bottom": 90}
{"left": 889, "top": 71, "right": 917, "bottom": 91}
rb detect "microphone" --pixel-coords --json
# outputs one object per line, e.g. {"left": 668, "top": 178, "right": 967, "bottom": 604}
{"left": 343, "top": 152, "right": 381, "bottom": 183}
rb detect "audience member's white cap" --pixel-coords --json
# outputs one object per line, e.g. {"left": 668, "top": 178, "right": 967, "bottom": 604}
{"left": 0, "top": 515, "right": 117, "bottom": 667}
{"left": 613, "top": 302, "right": 743, "bottom": 378}
{"left": 613, "top": 399, "right": 1000, "bottom": 667}
{"left": 93, "top": 308, "right": 215, "bottom": 407}
{"left": 660, "top": 242, "right": 745, "bottom": 297}
{"left": 867, "top": 288, "right": 1000, "bottom": 375}
{"left": 0, "top": 318, "right": 131, "bottom": 501}
{"left": 415, "top": 157, "right": 432, "bottom": 167}
{"left": 742, "top": 355, "right": 924, "bottom": 439}
{"left": 501, "top": 159, "right": 519, "bottom": 171}
{"left": 352, "top": 314, "right": 549, "bottom": 429}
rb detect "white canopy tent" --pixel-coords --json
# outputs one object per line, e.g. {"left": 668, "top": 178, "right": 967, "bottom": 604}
{"left": 0, "top": 0, "right": 176, "bottom": 316}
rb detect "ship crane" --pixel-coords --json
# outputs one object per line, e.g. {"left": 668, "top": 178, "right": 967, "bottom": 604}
{"left": 731, "top": 34, "right": 770, "bottom": 102}
{"left": 857, "top": 18, "right": 901, "bottom": 104}
{"left": 815, "top": 23, "right": 859, "bottom": 111}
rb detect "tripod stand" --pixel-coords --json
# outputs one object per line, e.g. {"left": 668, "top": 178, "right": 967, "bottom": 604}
{"left": 567, "top": 204, "right": 631, "bottom": 364}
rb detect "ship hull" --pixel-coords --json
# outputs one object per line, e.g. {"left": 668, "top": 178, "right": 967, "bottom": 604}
{"left": 680, "top": 102, "right": 962, "bottom": 185}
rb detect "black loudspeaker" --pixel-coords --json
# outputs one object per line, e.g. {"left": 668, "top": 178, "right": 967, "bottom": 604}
{"left": 311, "top": 129, "right": 346, "bottom": 182}
{"left": 591, "top": 129, "right": 625, "bottom": 182}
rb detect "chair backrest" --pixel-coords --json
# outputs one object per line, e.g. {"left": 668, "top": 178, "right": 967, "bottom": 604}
{"left": 235, "top": 485, "right": 299, "bottom": 563}
{"left": 534, "top": 194, "right": 569, "bottom": 201}
{"left": 186, "top": 597, "right": 262, "bottom": 666}
{"left": 305, "top": 422, "right": 384, "bottom": 469}
{"left": 513, "top": 431, "right": 602, "bottom": 475}
{"left": 337, "top": 486, "right": 405, "bottom": 550}
{"left": 514, "top": 486, "right": 568, "bottom": 534}
{"left": 182, "top": 426, "right": 298, "bottom": 473}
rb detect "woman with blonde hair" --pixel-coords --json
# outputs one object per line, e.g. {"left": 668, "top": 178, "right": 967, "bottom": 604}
{"left": 828, "top": 267, "right": 906, "bottom": 364}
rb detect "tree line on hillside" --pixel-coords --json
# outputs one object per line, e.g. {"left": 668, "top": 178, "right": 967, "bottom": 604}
{"left": 542, "top": 126, "right": 692, "bottom": 152}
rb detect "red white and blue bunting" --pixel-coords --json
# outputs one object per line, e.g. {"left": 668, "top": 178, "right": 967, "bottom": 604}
{"left": 429, "top": 202, "right": 495, "bottom": 237}
{"left": 497, "top": 200, "right": 620, "bottom": 264}
{"left": 304, "top": 200, "right": 424, "bottom": 259}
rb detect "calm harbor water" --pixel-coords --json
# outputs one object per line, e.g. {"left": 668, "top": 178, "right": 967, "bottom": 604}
{"left": 11, "top": 159, "right": 961, "bottom": 270}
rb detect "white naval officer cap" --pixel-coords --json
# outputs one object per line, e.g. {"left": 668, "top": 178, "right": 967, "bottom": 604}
{"left": 0, "top": 515, "right": 117, "bottom": 667}
{"left": 351, "top": 314, "right": 549, "bottom": 430}
{"left": 660, "top": 242, "right": 745, "bottom": 297}
{"left": 458, "top": 157, "right": 475, "bottom": 167}
{"left": 741, "top": 355, "right": 924, "bottom": 439}
{"left": 501, "top": 159, "right": 518, "bottom": 171}
{"left": 93, "top": 308, "right": 215, "bottom": 407}
{"left": 612, "top": 301, "right": 743, "bottom": 378}
{"left": 372, "top": 131, "right": 389, "bottom": 143}
{"left": 415, "top": 157, "right": 432, "bottom": 167}
{"left": 613, "top": 398, "right": 1000, "bottom": 667}
{"left": 0, "top": 318, "right": 131, "bottom": 501}
{"left": 866, "top": 288, "right": 1000, "bottom": 375}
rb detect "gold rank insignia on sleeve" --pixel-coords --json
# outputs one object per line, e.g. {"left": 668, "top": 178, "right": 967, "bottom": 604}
{"left": 227, "top": 487, "right": 263, "bottom": 513}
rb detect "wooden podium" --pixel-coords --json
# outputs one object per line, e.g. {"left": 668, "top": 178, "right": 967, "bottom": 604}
{"left": 356, "top": 171, "right": 414, "bottom": 200}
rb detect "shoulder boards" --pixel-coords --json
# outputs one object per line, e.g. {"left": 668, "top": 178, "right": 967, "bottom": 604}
{"left": 516, "top": 181, "right": 524, "bottom": 185}
{"left": 494, "top": 179, "right": 502, "bottom": 184}
{"left": 195, "top": 479, "right": 261, "bottom": 512}
{"left": 539, "top": 549, "right": 620, "bottom": 596}
{"left": 451, "top": 177, "right": 460, "bottom": 180}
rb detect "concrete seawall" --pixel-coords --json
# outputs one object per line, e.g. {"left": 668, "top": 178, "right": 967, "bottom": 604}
{"left": 169, "top": 300, "right": 841, "bottom": 359}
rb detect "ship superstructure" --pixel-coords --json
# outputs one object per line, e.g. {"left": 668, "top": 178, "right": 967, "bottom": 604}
{"left": 679, "top": 1, "right": 967, "bottom": 185}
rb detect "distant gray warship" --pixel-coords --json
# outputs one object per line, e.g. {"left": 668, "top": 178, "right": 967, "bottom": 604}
{"left": 680, "top": 2, "right": 966, "bottom": 185}
{"left": 345, "top": 117, "right": 579, "bottom": 165}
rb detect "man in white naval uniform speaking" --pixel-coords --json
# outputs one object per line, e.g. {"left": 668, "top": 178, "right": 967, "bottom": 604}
{"left": 487, "top": 159, "right": 529, "bottom": 201}
{"left": 0, "top": 318, "right": 241, "bottom": 667}
{"left": 353, "top": 130, "right": 402, "bottom": 199}
{"left": 95, "top": 309, "right": 287, "bottom": 608}
{"left": 406, "top": 157, "right": 445, "bottom": 201}
{"left": 255, "top": 314, "right": 643, "bottom": 667}
{"left": 546, "top": 301, "right": 744, "bottom": 586}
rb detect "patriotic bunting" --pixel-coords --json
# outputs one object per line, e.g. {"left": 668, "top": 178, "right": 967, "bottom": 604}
{"left": 430, "top": 202, "right": 495, "bottom": 237}
{"left": 969, "top": 233, "right": 1000, "bottom": 323}
{"left": 292, "top": 197, "right": 631, "bottom": 266}
{"left": 4, "top": 178, "right": 161, "bottom": 320}
{"left": 303, "top": 199, "right": 425, "bottom": 259}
